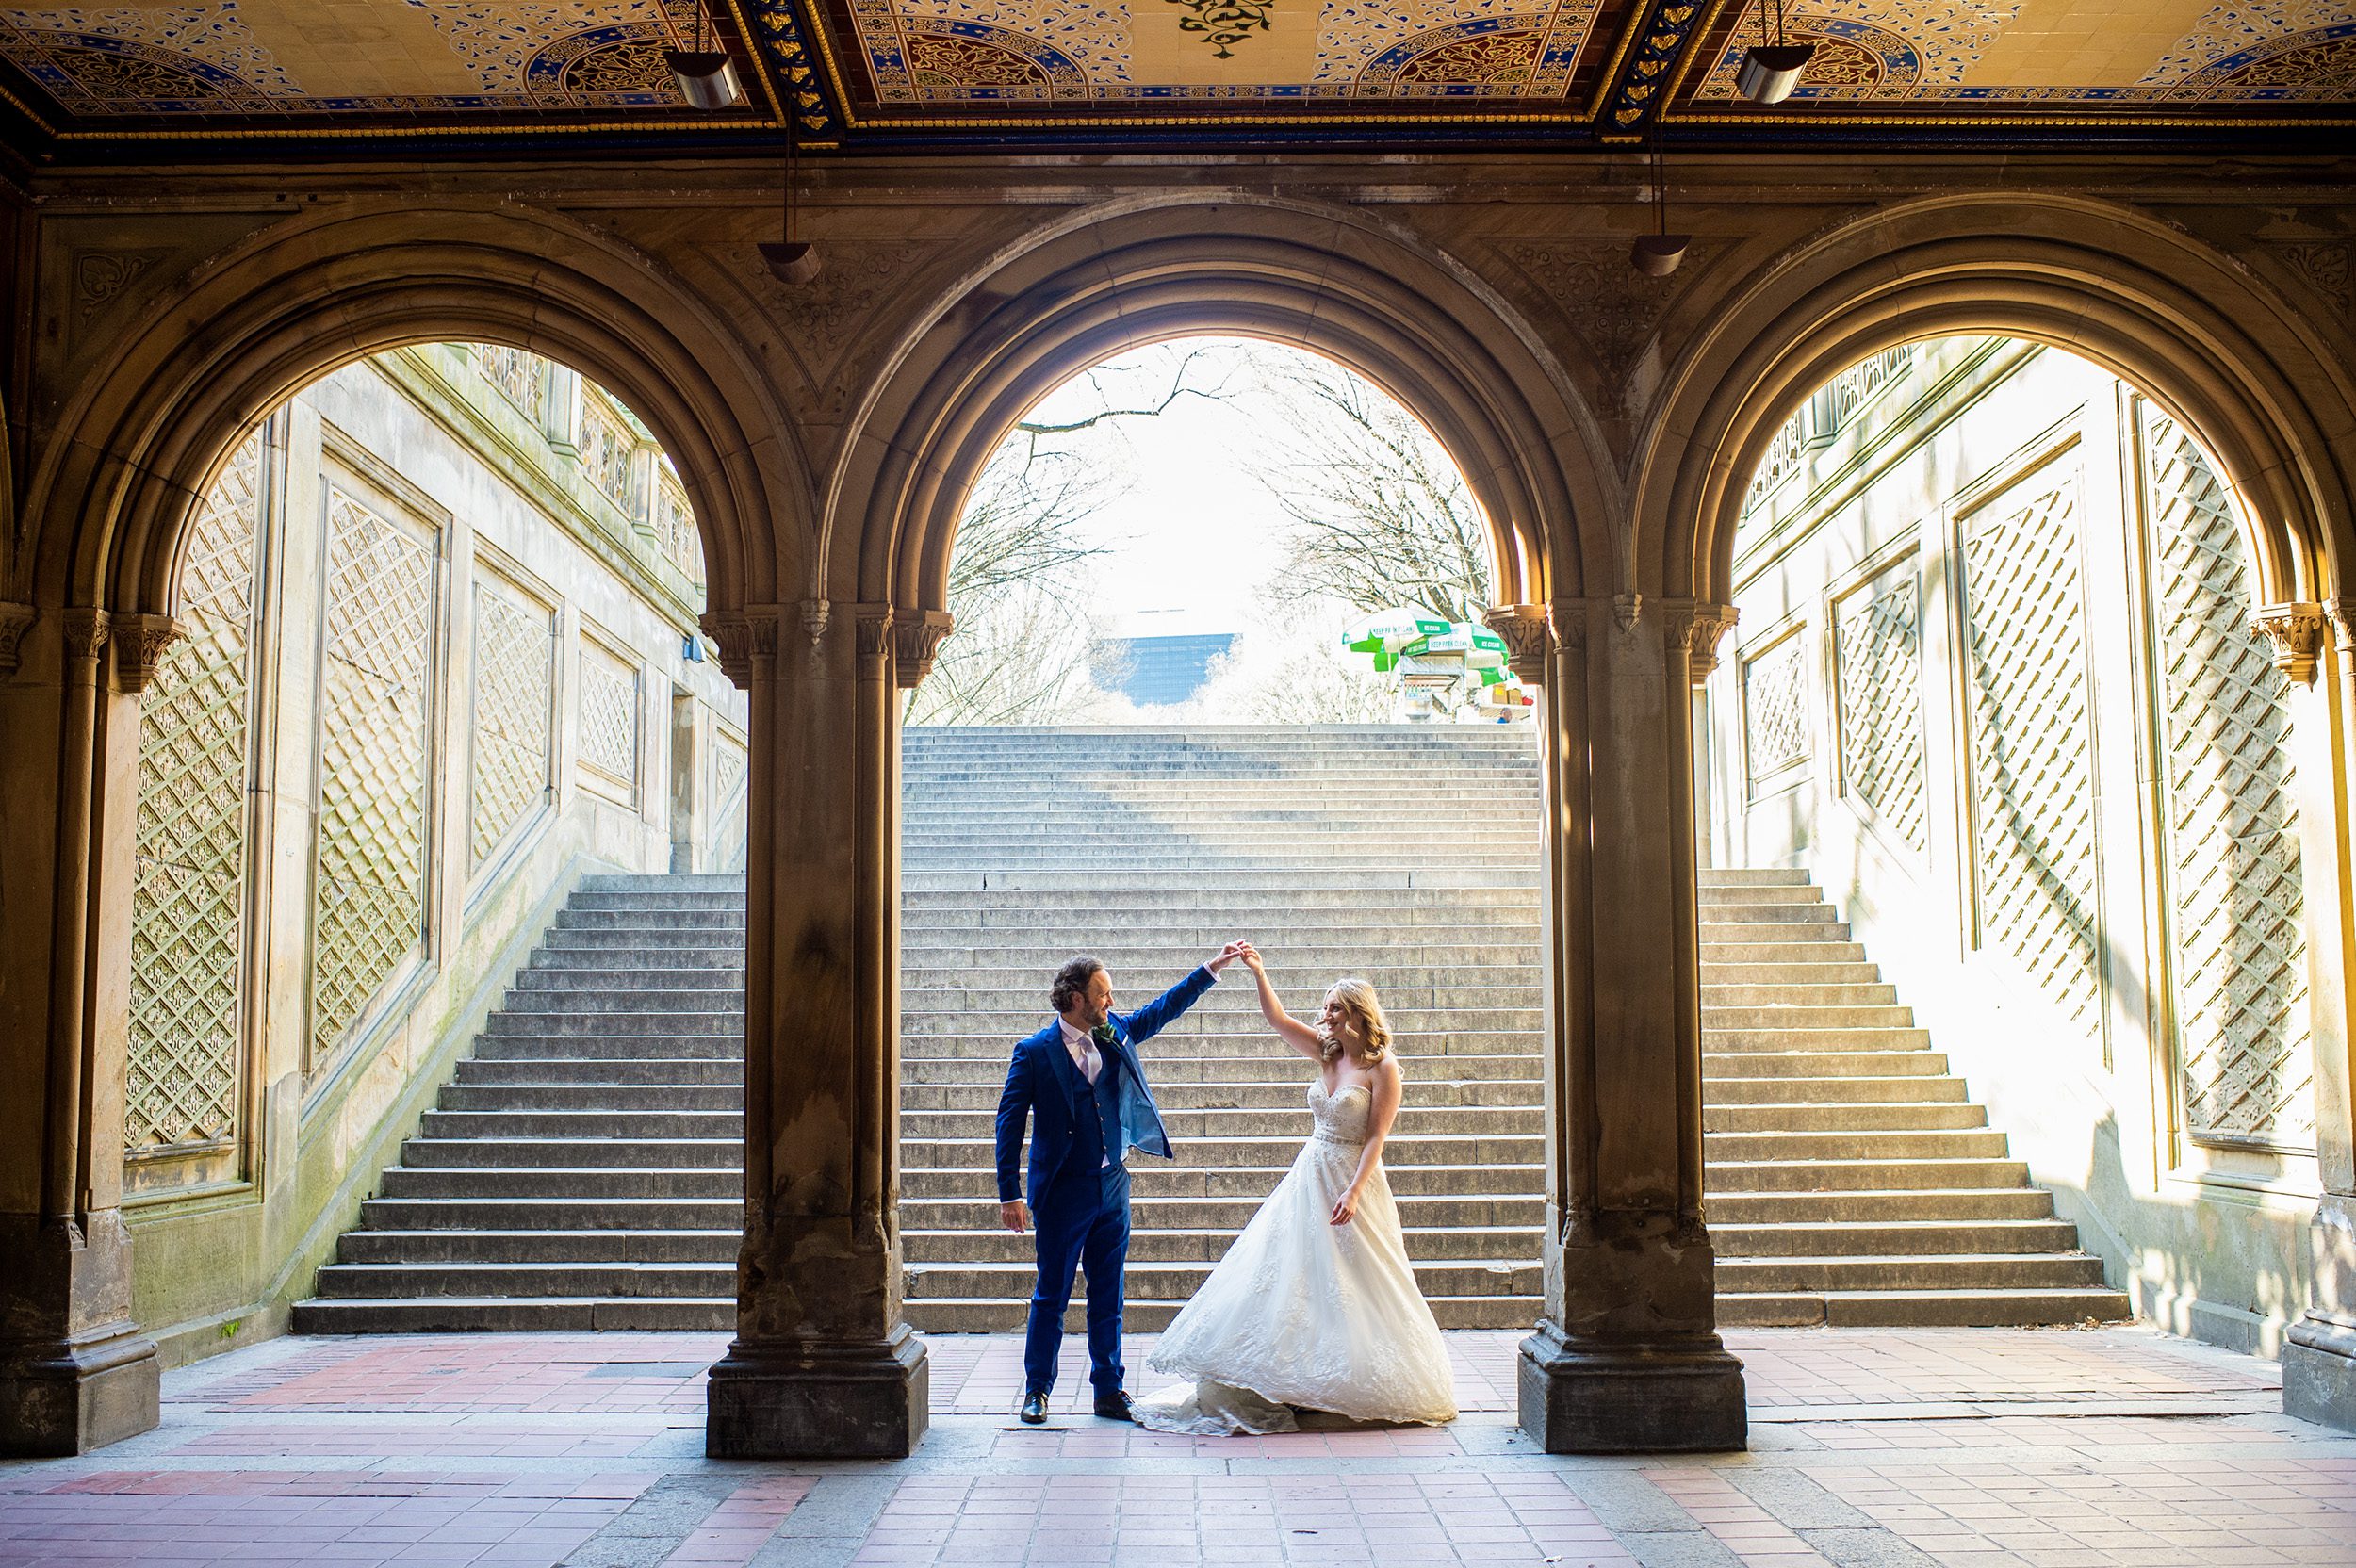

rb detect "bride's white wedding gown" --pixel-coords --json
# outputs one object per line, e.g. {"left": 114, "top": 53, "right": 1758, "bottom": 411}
{"left": 1133, "top": 1077, "right": 1459, "bottom": 1434}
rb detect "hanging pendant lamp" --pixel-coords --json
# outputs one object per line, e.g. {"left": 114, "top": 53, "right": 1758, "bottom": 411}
{"left": 1630, "top": 144, "right": 1689, "bottom": 277}
{"left": 1738, "top": 0, "right": 1815, "bottom": 105}
{"left": 760, "top": 104, "right": 822, "bottom": 285}
{"left": 663, "top": 3, "right": 744, "bottom": 108}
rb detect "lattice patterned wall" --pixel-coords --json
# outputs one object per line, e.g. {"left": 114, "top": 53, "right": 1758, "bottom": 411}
{"left": 1742, "top": 635, "right": 1810, "bottom": 791}
{"left": 126, "top": 430, "right": 262, "bottom": 1165}
{"left": 312, "top": 485, "right": 437, "bottom": 1071}
{"left": 709, "top": 726, "right": 748, "bottom": 874}
{"left": 1961, "top": 476, "right": 2105, "bottom": 1047}
{"left": 468, "top": 576, "right": 555, "bottom": 866}
{"left": 1834, "top": 559, "right": 1928, "bottom": 856}
{"left": 579, "top": 639, "right": 642, "bottom": 794}
{"left": 2143, "top": 408, "right": 2315, "bottom": 1152}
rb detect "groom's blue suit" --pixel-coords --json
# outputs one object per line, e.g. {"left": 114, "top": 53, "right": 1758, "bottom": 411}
{"left": 996, "top": 965, "right": 1218, "bottom": 1398}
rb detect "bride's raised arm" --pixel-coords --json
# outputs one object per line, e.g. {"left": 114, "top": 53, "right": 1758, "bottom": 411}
{"left": 1237, "top": 945, "right": 1323, "bottom": 1060}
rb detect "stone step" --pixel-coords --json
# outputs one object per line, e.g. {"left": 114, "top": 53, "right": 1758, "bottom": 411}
{"left": 1703, "top": 1026, "right": 1932, "bottom": 1051}
{"left": 903, "top": 1225, "right": 1538, "bottom": 1266}
{"left": 338, "top": 1229, "right": 740, "bottom": 1265}
{"left": 1704, "top": 1074, "right": 1968, "bottom": 1104}
{"left": 902, "top": 1133, "right": 1544, "bottom": 1170}
{"left": 377, "top": 1167, "right": 741, "bottom": 1200}
{"left": 905, "top": 869, "right": 1542, "bottom": 891}
{"left": 1698, "top": 922, "right": 1853, "bottom": 944}
{"left": 421, "top": 1111, "right": 742, "bottom": 1140}
{"left": 292, "top": 1298, "right": 732, "bottom": 1332}
{"left": 360, "top": 1198, "right": 744, "bottom": 1230}
{"left": 901, "top": 1297, "right": 1539, "bottom": 1332}
{"left": 899, "top": 1031, "right": 1544, "bottom": 1058}
{"left": 1701, "top": 946, "right": 1871, "bottom": 969}
{"left": 1703, "top": 1102, "right": 1988, "bottom": 1133}
{"left": 440, "top": 1084, "right": 741, "bottom": 1112}
{"left": 1710, "top": 1218, "right": 2084, "bottom": 1257}
{"left": 901, "top": 1258, "right": 1543, "bottom": 1302}
{"left": 898, "top": 1105, "right": 1539, "bottom": 1140}
{"left": 1705, "top": 1156, "right": 2031, "bottom": 1192}
{"left": 1715, "top": 1287, "right": 2131, "bottom": 1329}
{"left": 905, "top": 965, "right": 1544, "bottom": 993}
{"left": 901, "top": 1053, "right": 1543, "bottom": 1085}
{"left": 1699, "top": 983, "right": 1897, "bottom": 1005}
{"left": 904, "top": 985, "right": 1543, "bottom": 1014}
{"left": 472, "top": 1035, "right": 744, "bottom": 1060}
{"left": 904, "top": 1078, "right": 1546, "bottom": 1111}
{"left": 483, "top": 1013, "right": 744, "bottom": 1037}
{"left": 309, "top": 1261, "right": 735, "bottom": 1299}
{"left": 1703, "top": 1005, "right": 1918, "bottom": 1029}
{"left": 398, "top": 1136, "right": 741, "bottom": 1169}
{"left": 1704, "top": 1050, "right": 1951, "bottom": 1079}
{"left": 1706, "top": 1187, "right": 2056, "bottom": 1223}
{"left": 900, "top": 1163, "right": 1544, "bottom": 1200}
{"left": 455, "top": 1057, "right": 742, "bottom": 1086}
{"left": 1715, "top": 1252, "right": 2108, "bottom": 1291}
{"left": 899, "top": 1194, "right": 1546, "bottom": 1231}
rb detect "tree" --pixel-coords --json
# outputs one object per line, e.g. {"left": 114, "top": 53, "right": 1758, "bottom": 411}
{"left": 1247, "top": 351, "right": 1496, "bottom": 627}
{"left": 1190, "top": 596, "right": 1400, "bottom": 725}
{"left": 908, "top": 348, "right": 1239, "bottom": 725}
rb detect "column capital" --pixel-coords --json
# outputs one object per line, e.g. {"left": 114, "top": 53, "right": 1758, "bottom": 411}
{"left": 1481, "top": 604, "right": 1553, "bottom": 685}
{"left": 2255, "top": 601, "right": 2330, "bottom": 683}
{"left": 699, "top": 606, "right": 782, "bottom": 688}
{"left": 0, "top": 603, "right": 33, "bottom": 679}
{"left": 110, "top": 612, "right": 181, "bottom": 694}
{"left": 60, "top": 606, "right": 111, "bottom": 665}
{"left": 850, "top": 602, "right": 895, "bottom": 661}
{"left": 892, "top": 611, "right": 955, "bottom": 690}
{"left": 1657, "top": 599, "right": 1739, "bottom": 683}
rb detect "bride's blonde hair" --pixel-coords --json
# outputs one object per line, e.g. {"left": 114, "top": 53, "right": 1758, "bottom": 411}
{"left": 1318, "top": 977, "right": 1392, "bottom": 1065}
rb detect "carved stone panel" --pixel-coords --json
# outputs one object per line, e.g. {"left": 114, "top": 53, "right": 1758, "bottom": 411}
{"left": 311, "top": 483, "right": 437, "bottom": 1075}
{"left": 1833, "top": 558, "right": 1927, "bottom": 857}
{"left": 1741, "top": 631, "right": 1809, "bottom": 794}
{"left": 578, "top": 633, "right": 643, "bottom": 802}
{"left": 126, "top": 430, "right": 262, "bottom": 1181}
{"left": 2141, "top": 405, "right": 2314, "bottom": 1153}
{"left": 469, "top": 574, "right": 555, "bottom": 868}
{"left": 1960, "top": 473, "right": 2103, "bottom": 1049}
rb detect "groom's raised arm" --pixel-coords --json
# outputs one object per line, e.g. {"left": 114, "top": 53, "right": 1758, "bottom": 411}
{"left": 1121, "top": 960, "right": 1222, "bottom": 1047}
{"left": 994, "top": 1042, "right": 1032, "bottom": 1204}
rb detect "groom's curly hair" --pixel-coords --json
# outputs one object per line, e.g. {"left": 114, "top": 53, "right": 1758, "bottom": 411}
{"left": 1051, "top": 956, "right": 1104, "bottom": 1015}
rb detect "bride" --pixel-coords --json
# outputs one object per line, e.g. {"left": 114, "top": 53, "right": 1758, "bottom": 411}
{"left": 1133, "top": 944, "right": 1458, "bottom": 1434}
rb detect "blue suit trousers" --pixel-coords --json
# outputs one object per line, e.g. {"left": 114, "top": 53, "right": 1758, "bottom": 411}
{"left": 1023, "top": 1160, "right": 1131, "bottom": 1397}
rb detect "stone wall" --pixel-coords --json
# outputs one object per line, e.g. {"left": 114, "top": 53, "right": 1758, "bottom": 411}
{"left": 1704, "top": 336, "right": 2322, "bottom": 1358}
{"left": 120, "top": 345, "right": 748, "bottom": 1366}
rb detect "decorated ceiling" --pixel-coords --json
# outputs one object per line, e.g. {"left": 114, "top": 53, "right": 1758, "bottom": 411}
{"left": 0, "top": 0, "right": 2347, "bottom": 151}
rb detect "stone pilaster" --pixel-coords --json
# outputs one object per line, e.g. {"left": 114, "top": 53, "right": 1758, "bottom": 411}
{"left": 2285, "top": 599, "right": 2356, "bottom": 1433}
{"left": 1517, "top": 593, "right": 1747, "bottom": 1454}
{"left": 704, "top": 603, "right": 928, "bottom": 1459}
{"left": 0, "top": 606, "right": 160, "bottom": 1457}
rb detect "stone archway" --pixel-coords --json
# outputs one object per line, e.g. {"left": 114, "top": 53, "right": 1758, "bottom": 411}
{"left": 693, "top": 196, "right": 1752, "bottom": 1462}
{"left": 1627, "top": 193, "right": 2356, "bottom": 1432}
{"left": 0, "top": 198, "right": 801, "bottom": 1456}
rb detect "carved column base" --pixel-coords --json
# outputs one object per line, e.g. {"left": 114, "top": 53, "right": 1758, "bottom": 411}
{"left": 0, "top": 1325, "right": 159, "bottom": 1457}
{"left": 705, "top": 1327, "right": 929, "bottom": 1458}
{"left": 0, "top": 1215, "right": 158, "bottom": 1456}
{"left": 2284, "top": 1194, "right": 2356, "bottom": 1432}
{"left": 1517, "top": 1320, "right": 1747, "bottom": 1453}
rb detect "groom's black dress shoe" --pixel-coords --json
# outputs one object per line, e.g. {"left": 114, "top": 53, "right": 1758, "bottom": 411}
{"left": 1092, "top": 1391, "right": 1136, "bottom": 1422}
{"left": 1020, "top": 1392, "right": 1049, "bottom": 1425}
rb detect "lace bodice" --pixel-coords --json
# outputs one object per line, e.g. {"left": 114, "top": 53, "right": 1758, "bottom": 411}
{"left": 1309, "top": 1080, "right": 1371, "bottom": 1146}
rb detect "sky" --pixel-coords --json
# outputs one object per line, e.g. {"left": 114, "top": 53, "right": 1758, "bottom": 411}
{"left": 1006, "top": 336, "right": 1388, "bottom": 641}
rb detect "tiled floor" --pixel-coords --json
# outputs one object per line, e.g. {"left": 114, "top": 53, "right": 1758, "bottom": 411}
{"left": 2, "top": 1328, "right": 2349, "bottom": 1566}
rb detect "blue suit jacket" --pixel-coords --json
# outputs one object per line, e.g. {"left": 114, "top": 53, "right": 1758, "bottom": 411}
{"left": 995, "top": 965, "right": 1217, "bottom": 1204}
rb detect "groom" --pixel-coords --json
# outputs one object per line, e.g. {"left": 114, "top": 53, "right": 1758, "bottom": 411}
{"left": 997, "top": 944, "right": 1246, "bottom": 1424}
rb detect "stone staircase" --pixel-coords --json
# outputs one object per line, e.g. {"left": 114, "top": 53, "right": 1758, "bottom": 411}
{"left": 294, "top": 725, "right": 2127, "bottom": 1332}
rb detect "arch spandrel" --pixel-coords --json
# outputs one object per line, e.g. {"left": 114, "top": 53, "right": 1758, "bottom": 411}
{"left": 1627, "top": 194, "right": 2356, "bottom": 613}
{"left": 827, "top": 197, "right": 1618, "bottom": 628}
{"left": 20, "top": 199, "right": 810, "bottom": 629}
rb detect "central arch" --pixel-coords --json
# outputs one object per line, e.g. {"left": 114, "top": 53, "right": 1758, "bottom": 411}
{"left": 834, "top": 198, "right": 1615, "bottom": 621}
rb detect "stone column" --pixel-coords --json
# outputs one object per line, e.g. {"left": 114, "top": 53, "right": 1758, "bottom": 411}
{"left": 0, "top": 607, "right": 169, "bottom": 1456}
{"left": 701, "top": 603, "right": 929, "bottom": 1459}
{"left": 2283, "top": 601, "right": 2356, "bottom": 1432}
{"left": 1510, "top": 595, "right": 1747, "bottom": 1453}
